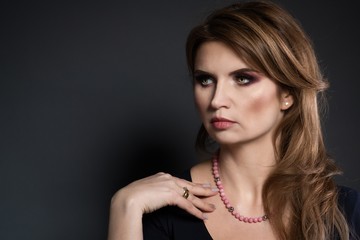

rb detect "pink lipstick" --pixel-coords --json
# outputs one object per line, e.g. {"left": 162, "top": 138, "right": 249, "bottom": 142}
{"left": 210, "top": 117, "right": 236, "bottom": 130}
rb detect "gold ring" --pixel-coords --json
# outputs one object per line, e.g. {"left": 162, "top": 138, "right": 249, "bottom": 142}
{"left": 182, "top": 187, "right": 189, "bottom": 199}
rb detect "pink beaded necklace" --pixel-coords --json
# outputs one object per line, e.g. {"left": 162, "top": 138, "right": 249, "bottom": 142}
{"left": 212, "top": 156, "right": 268, "bottom": 223}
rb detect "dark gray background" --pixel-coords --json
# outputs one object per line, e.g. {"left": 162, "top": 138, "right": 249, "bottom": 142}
{"left": 1, "top": 1, "right": 359, "bottom": 239}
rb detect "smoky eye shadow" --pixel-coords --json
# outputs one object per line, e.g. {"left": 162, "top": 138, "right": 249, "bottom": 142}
{"left": 233, "top": 70, "right": 259, "bottom": 81}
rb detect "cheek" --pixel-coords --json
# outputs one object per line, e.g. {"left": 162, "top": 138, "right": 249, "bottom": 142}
{"left": 193, "top": 89, "right": 207, "bottom": 115}
{"left": 193, "top": 89, "right": 201, "bottom": 109}
{"left": 246, "top": 87, "right": 281, "bottom": 116}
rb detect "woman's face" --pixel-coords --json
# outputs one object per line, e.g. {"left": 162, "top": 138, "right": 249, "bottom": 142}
{"left": 193, "top": 41, "right": 291, "bottom": 146}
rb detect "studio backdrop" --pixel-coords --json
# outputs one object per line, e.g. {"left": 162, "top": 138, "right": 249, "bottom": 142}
{"left": 1, "top": 1, "right": 359, "bottom": 239}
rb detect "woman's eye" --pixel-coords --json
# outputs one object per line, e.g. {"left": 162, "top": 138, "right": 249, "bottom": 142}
{"left": 235, "top": 75, "right": 253, "bottom": 85}
{"left": 195, "top": 75, "right": 214, "bottom": 86}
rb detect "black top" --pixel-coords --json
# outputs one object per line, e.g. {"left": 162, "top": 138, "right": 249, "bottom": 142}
{"left": 143, "top": 170, "right": 360, "bottom": 239}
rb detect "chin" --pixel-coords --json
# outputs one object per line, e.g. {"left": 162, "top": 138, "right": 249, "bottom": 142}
{"left": 210, "top": 134, "right": 245, "bottom": 146}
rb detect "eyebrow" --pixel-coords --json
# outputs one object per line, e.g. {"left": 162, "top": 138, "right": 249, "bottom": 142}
{"left": 229, "top": 68, "right": 259, "bottom": 75}
{"left": 193, "top": 68, "right": 259, "bottom": 75}
{"left": 193, "top": 70, "right": 212, "bottom": 75}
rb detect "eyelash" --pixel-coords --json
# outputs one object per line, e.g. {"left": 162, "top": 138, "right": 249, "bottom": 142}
{"left": 194, "top": 74, "right": 215, "bottom": 86}
{"left": 194, "top": 74, "right": 255, "bottom": 86}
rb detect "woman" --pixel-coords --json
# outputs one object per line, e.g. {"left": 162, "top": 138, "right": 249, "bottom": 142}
{"left": 108, "top": 1, "right": 360, "bottom": 239}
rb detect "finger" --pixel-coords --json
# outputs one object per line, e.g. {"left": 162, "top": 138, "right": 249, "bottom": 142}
{"left": 174, "top": 196, "right": 210, "bottom": 220}
{"left": 187, "top": 194, "right": 216, "bottom": 212}
{"left": 177, "top": 184, "right": 216, "bottom": 213}
{"left": 185, "top": 183, "right": 219, "bottom": 197}
{"left": 174, "top": 178, "right": 219, "bottom": 197}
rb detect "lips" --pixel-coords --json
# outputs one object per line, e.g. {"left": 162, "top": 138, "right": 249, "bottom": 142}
{"left": 210, "top": 117, "right": 236, "bottom": 130}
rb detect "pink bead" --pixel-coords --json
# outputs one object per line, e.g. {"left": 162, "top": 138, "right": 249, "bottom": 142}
{"left": 212, "top": 157, "right": 267, "bottom": 224}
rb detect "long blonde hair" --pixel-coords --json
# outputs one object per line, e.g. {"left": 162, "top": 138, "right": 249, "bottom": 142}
{"left": 186, "top": 1, "right": 349, "bottom": 239}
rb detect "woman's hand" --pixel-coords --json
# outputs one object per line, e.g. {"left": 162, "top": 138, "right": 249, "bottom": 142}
{"left": 107, "top": 172, "right": 218, "bottom": 240}
{"left": 111, "top": 172, "right": 218, "bottom": 220}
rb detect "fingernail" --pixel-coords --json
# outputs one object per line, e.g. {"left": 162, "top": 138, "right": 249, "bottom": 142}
{"left": 202, "top": 183, "right": 211, "bottom": 188}
{"left": 211, "top": 187, "right": 219, "bottom": 192}
{"left": 202, "top": 213, "right": 208, "bottom": 220}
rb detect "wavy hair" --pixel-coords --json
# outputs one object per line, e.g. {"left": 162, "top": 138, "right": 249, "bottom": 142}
{"left": 186, "top": 1, "right": 350, "bottom": 239}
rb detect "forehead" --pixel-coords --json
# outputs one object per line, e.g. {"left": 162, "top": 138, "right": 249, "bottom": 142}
{"left": 194, "top": 41, "right": 250, "bottom": 72}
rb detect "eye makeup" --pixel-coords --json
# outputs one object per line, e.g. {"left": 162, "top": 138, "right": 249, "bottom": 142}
{"left": 193, "top": 70, "right": 215, "bottom": 86}
{"left": 193, "top": 68, "right": 261, "bottom": 86}
{"left": 231, "top": 69, "right": 260, "bottom": 86}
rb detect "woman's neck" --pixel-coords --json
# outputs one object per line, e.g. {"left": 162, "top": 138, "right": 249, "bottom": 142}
{"left": 217, "top": 140, "right": 276, "bottom": 204}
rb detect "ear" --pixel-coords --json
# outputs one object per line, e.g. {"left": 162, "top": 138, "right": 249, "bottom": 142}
{"left": 280, "top": 91, "right": 294, "bottom": 110}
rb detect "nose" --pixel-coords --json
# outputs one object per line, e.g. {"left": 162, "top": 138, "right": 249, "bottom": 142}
{"left": 210, "top": 81, "right": 231, "bottom": 110}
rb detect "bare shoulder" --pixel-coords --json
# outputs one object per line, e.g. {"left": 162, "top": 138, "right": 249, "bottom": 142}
{"left": 190, "top": 160, "right": 213, "bottom": 183}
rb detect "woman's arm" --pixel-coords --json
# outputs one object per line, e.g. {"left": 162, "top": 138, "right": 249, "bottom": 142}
{"left": 108, "top": 189, "right": 143, "bottom": 240}
{"left": 107, "top": 172, "right": 218, "bottom": 240}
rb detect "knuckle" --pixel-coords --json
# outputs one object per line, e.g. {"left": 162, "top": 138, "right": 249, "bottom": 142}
{"left": 194, "top": 198, "right": 208, "bottom": 210}
{"left": 161, "top": 173, "right": 172, "bottom": 179}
